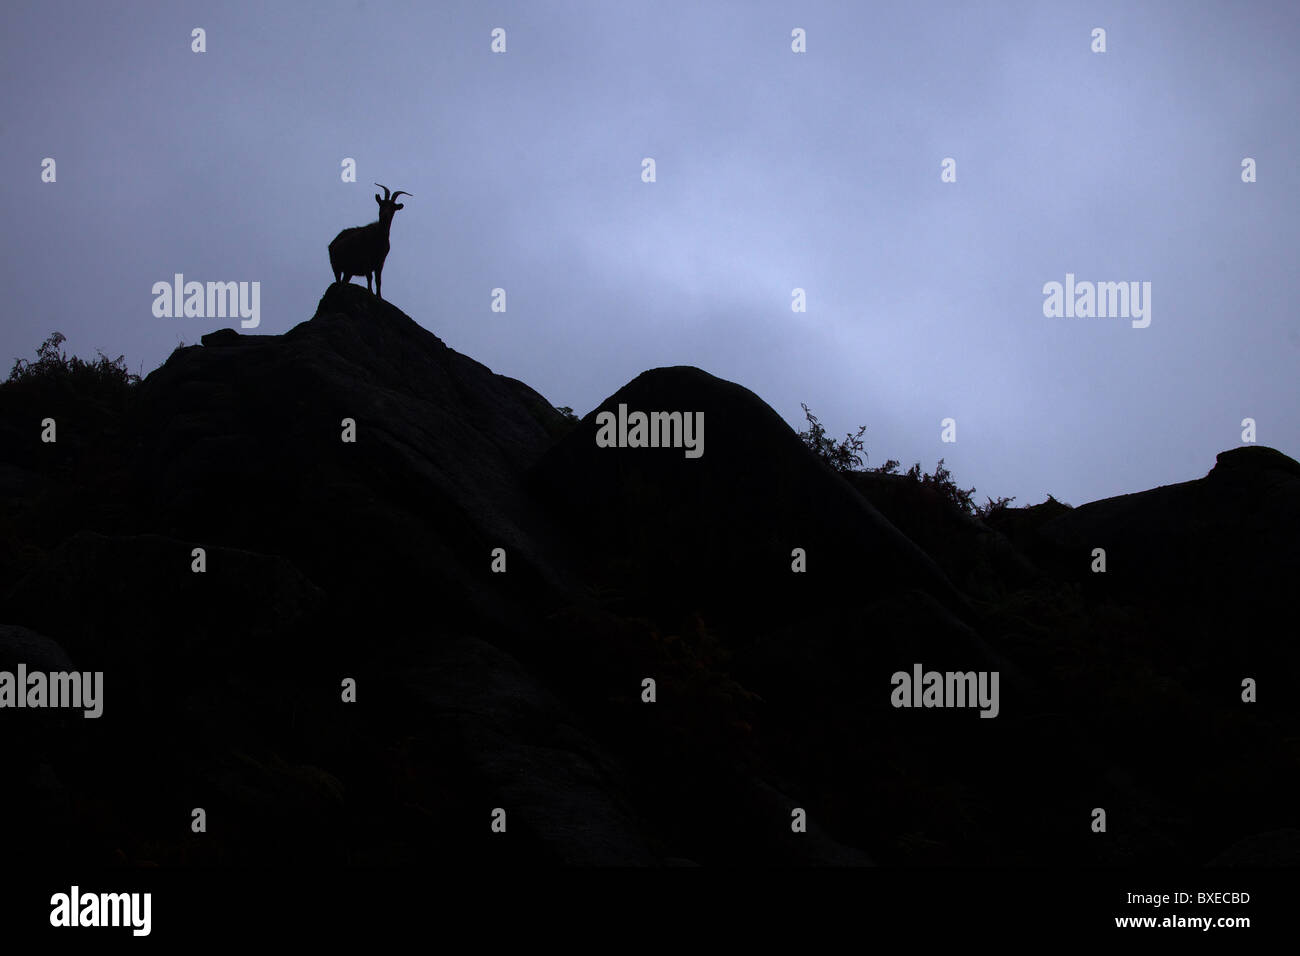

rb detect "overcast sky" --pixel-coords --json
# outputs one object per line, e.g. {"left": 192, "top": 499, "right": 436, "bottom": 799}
{"left": 3, "top": 0, "right": 1297, "bottom": 508}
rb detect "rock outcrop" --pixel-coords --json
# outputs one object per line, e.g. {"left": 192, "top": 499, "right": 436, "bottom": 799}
{"left": 1, "top": 285, "right": 1295, "bottom": 866}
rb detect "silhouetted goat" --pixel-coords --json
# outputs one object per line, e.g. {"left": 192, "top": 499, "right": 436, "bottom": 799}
{"left": 329, "top": 183, "right": 411, "bottom": 300}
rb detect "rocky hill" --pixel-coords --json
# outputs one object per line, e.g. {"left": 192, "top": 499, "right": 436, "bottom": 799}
{"left": 1, "top": 284, "right": 1296, "bottom": 866}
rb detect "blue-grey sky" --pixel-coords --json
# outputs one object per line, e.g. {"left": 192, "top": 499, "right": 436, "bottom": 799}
{"left": 3, "top": 0, "right": 1297, "bottom": 508}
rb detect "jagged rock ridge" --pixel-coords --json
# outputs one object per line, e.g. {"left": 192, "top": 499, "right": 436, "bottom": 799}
{"left": 1, "top": 285, "right": 1296, "bottom": 866}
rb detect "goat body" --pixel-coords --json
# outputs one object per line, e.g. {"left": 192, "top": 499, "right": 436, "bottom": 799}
{"left": 329, "top": 223, "right": 389, "bottom": 293}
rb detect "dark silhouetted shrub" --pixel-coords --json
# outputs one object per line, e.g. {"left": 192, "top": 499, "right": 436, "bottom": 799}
{"left": 797, "top": 402, "right": 867, "bottom": 473}
{"left": 6, "top": 332, "right": 140, "bottom": 395}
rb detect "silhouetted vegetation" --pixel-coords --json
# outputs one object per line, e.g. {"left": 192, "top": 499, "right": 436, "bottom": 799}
{"left": 5, "top": 332, "right": 140, "bottom": 396}
{"left": 797, "top": 402, "right": 868, "bottom": 473}
{"left": 975, "top": 493, "right": 1017, "bottom": 519}
{"left": 903, "top": 459, "right": 976, "bottom": 515}
{"left": 797, "top": 403, "right": 1010, "bottom": 518}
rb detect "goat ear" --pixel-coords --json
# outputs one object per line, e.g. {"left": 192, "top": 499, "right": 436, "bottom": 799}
{"left": 374, "top": 193, "right": 382, "bottom": 203}
{"left": 394, "top": 202, "right": 404, "bottom": 210}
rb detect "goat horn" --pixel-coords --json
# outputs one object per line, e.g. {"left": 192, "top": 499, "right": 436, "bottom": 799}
{"left": 391, "top": 191, "right": 412, "bottom": 200}
{"left": 374, "top": 183, "right": 391, "bottom": 200}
